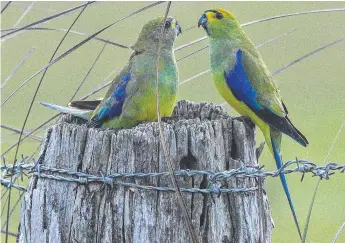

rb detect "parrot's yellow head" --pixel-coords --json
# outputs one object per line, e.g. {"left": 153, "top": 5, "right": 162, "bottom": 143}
{"left": 198, "top": 8, "right": 240, "bottom": 38}
{"left": 131, "top": 16, "right": 182, "bottom": 52}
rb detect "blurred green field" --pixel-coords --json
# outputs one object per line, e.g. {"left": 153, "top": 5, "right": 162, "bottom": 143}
{"left": 1, "top": 1, "right": 345, "bottom": 242}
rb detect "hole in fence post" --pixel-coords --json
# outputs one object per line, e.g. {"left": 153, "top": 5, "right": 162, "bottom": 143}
{"left": 180, "top": 153, "right": 198, "bottom": 170}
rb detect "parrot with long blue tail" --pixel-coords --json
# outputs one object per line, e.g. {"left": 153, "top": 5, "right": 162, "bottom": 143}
{"left": 198, "top": 8, "right": 308, "bottom": 239}
{"left": 41, "top": 16, "right": 182, "bottom": 128}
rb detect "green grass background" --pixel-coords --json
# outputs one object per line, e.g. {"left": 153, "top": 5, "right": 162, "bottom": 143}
{"left": 1, "top": 1, "right": 345, "bottom": 242}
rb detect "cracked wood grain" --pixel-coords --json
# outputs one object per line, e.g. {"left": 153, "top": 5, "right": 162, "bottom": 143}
{"left": 19, "top": 100, "right": 273, "bottom": 243}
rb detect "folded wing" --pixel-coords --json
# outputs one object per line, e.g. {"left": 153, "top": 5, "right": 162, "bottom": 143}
{"left": 224, "top": 49, "right": 308, "bottom": 146}
{"left": 87, "top": 72, "right": 131, "bottom": 128}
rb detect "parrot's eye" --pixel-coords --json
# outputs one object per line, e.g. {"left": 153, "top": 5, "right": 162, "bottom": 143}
{"left": 215, "top": 12, "right": 223, "bottom": 20}
{"left": 165, "top": 20, "right": 171, "bottom": 29}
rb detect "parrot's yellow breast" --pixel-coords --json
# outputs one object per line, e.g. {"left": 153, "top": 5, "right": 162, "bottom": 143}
{"left": 144, "top": 91, "right": 177, "bottom": 121}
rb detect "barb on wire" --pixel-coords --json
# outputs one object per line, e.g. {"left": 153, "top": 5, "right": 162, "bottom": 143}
{"left": 0, "top": 179, "right": 26, "bottom": 192}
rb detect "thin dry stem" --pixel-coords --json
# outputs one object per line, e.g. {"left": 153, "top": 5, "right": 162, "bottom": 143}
{"left": 1, "top": 2, "right": 96, "bottom": 39}
{"left": 273, "top": 37, "right": 345, "bottom": 76}
{"left": 69, "top": 43, "right": 107, "bottom": 102}
{"left": 155, "top": 2, "right": 199, "bottom": 242}
{"left": 1, "top": 48, "right": 35, "bottom": 89}
{"left": 1, "top": 1, "right": 11, "bottom": 14}
{"left": 1, "top": 27, "right": 129, "bottom": 49}
{"left": 0, "top": 124, "right": 42, "bottom": 141}
{"left": 332, "top": 220, "right": 345, "bottom": 243}
{"left": 12, "top": 2, "right": 35, "bottom": 28}
{"left": 302, "top": 120, "right": 345, "bottom": 243}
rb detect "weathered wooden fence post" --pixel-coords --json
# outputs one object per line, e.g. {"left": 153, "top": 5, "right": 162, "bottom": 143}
{"left": 19, "top": 100, "right": 273, "bottom": 243}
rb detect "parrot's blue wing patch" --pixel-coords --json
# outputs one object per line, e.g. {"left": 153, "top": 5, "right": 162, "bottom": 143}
{"left": 97, "top": 72, "right": 131, "bottom": 119}
{"left": 224, "top": 49, "right": 262, "bottom": 111}
{"left": 224, "top": 49, "right": 308, "bottom": 147}
{"left": 88, "top": 73, "right": 131, "bottom": 127}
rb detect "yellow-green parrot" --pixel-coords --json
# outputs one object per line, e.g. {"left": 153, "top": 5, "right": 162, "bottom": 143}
{"left": 198, "top": 8, "right": 308, "bottom": 238}
{"left": 41, "top": 16, "right": 182, "bottom": 128}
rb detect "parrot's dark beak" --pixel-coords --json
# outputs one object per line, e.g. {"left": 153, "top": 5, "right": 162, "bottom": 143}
{"left": 198, "top": 14, "right": 208, "bottom": 28}
{"left": 198, "top": 14, "right": 209, "bottom": 35}
{"left": 176, "top": 21, "right": 182, "bottom": 36}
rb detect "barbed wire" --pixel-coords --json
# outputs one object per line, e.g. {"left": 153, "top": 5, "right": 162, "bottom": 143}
{"left": 1, "top": 158, "right": 344, "bottom": 195}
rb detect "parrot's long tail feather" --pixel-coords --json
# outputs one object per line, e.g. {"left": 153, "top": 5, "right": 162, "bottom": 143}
{"left": 270, "top": 129, "right": 302, "bottom": 240}
{"left": 68, "top": 99, "right": 102, "bottom": 110}
{"left": 40, "top": 102, "right": 91, "bottom": 120}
